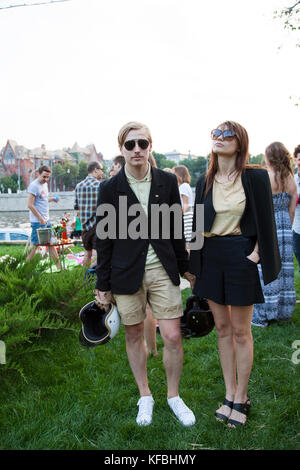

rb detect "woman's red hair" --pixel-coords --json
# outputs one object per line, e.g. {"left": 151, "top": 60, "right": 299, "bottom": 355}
{"left": 205, "top": 121, "right": 254, "bottom": 195}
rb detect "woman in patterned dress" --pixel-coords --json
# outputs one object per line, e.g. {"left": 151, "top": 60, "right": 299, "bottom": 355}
{"left": 252, "top": 142, "right": 297, "bottom": 327}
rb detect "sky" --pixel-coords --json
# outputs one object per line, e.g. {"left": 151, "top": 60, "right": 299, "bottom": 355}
{"left": 0, "top": 0, "right": 299, "bottom": 159}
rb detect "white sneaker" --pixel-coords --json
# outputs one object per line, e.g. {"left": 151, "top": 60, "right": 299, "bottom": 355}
{"left": 168, "top": 396, "right": 196, "bottom": 426}
{"left": 136, "top": 395, "right": 154, "bottom": 426}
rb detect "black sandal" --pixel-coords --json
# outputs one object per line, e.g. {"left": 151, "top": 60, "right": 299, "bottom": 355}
{"left": 228, "top": 397, "right": 251, "bottom": 427}
{"left": 215, "top": 398, "right": 233, "bottom": 423}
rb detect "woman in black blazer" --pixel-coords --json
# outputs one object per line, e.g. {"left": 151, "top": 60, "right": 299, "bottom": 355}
{"left": 189, "top": 121, "right": 281, "bottom": 427}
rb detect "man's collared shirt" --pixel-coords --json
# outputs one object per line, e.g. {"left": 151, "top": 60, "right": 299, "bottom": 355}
{"left": 125, "top": 164, "right": 162, "bottom": 270}
{"left": 75, "top": 176, "right": 101, "bottom": 232}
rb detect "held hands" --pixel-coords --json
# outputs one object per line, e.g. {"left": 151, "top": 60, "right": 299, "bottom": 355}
{"left": 94, "top": 289, "right": 115, "bottom": 309}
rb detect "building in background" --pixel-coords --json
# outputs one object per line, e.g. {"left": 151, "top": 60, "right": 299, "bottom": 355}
{"left": 164, "top": 150, "right": 197, "bottom": 164}
{"left": 0, "top": 139, "right": 104, "bottom": 191}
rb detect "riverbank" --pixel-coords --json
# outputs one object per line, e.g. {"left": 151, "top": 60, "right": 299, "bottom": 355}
{"left": 0, "top": 191, "right": 75, "bottom": 212}
{"left": 0, "top": 211, "right": 74, "bottom": 229}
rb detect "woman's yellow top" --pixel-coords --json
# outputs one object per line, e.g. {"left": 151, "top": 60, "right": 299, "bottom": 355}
{"left": 204, "top": 174, "right": 246, "bottom": 237}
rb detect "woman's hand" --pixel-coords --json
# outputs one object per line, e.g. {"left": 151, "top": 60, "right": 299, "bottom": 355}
{"left": 246, "top": 250, "right": 260, "bottom": 264}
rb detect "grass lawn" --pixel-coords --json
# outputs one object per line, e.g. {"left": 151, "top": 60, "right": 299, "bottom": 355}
{"left": 0, "top": 245, "right": 299, "bottom": 450}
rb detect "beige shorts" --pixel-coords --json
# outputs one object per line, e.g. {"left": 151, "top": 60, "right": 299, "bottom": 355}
{"left": 113, "top": 266, "right": 183, "bottom": 326}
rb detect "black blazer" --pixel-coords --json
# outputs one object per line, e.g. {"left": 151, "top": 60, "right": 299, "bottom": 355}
{"left": 189, "top": 168, "right": 281, "bottom": 285}
{"left": 95, "top": 166, "right": 189, "bottom": 294}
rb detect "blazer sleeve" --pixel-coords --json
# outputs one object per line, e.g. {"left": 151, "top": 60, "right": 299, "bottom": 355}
{"left": 248, "top": 169, "right": 281, "bottom": 285}
{"left": 95, "top": 180, "right": 114, "bottom": 291}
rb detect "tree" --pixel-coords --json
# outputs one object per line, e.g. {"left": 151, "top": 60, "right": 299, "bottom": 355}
{"left": 163, "top": 160, "right": 176, "bottom": 169}
{"left": 249, "top": 154, "right": 265, "bottom": 166}
{"left": 152, "top": 151, "right": 169, "bottom": 169}
{"left": 274, "top": 0, "right": 300, "bottom": 41}
{"left": 11, "top": 173, "right": 26, "bottom": 191}
{"left": 180, "top": 157, "right": 208, "bottom": 186}
{"left": 52, "top": 163, "right": 65, "bottom": 191}
{"left": 78, "top": 161, "right": 88, "bottom": 181}
{"left": 62, "top": 163, "right": 79, "bottom": 190}
{"left": 0, "top": 176, "right": 18, "bottom": 193}
{"left": 274, "top": 1, "right": 300, "bottom": 105}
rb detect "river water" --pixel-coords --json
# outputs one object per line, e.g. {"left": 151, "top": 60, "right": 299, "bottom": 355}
{"left": 0, "top": 210, "right": 76, "bottom": 229}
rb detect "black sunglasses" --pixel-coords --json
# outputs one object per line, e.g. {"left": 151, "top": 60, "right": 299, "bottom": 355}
{"left": 211, "top": 129, "right": 236, "bottom": 141}
{"left": 124, "top": 139, "right": 150, "bottom": 151}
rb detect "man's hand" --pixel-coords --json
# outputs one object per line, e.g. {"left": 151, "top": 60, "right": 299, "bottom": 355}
{"left": 39, "top": 217, "right": 47, "bottom": 225}
{"left": 183, "top": 271, "right": 196, "bottom": 289}
{"left": 94, "top": 289, "right": 115, "bottom": 309}
{"left": 49, "top": 196, "right": 59, "bottom": 203}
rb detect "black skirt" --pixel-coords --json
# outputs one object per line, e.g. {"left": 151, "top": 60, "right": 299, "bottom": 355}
{"left": 193, "top": 235, "right": 264, "bottom": 306}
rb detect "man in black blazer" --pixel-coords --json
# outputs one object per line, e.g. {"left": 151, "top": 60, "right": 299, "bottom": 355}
{"left": 95, "top": 121, "right": 195, "bottom": 427}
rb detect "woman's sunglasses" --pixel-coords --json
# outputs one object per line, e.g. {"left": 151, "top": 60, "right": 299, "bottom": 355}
{"left": 124, "top": 139, "right": 150, "bottom": 151}
{"left": 211, "top": 129, "right": 236, "bottom": 141}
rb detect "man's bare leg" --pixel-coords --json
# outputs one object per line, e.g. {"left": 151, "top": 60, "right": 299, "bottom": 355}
{"left": 26, "top": 245, "right": 38, "bottom": 262}
{"left": 125, "top": 322, "right": 151, "bottom": 397}
{"left": 82, "top": 249, "right": 92, "bottom": 266}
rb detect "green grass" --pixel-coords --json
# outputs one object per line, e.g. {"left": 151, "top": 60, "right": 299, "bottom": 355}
{"left": 0, "top": 245, "right": 299, "bottom": 450}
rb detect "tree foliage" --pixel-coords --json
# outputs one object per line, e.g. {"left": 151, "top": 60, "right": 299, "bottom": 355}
{"left": 78, "top": 161, "right": 88, "bottom": 181}
{"left": 274, "top": 0, "right": 300, "bottom": 50}
{"left": 0, "top": 174, "right": 26, "bottom": 193}
{"left": 0, "top": 253, "right": 93, "bottom": 379}
{"left": 274, "top": 1, "right": 300, "bottom": 36}
{"left": 52, "top": 162, "right": 79, "bottom": 190}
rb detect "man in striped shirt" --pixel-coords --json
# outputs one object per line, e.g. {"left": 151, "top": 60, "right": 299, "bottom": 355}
{"left": 74, "top": 161, "right": 103, "bottom": 265}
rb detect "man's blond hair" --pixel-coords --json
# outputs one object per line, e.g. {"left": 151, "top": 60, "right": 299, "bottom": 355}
{"left": 118, "top": 121, "right": 152, "bottom": 148}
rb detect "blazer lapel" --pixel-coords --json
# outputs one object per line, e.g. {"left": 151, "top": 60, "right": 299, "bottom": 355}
{"left": 148, "top": 167, "right": 163, "bottom": 210}
{"left": 202, "top": 185, "right": 215, "bottom": 232}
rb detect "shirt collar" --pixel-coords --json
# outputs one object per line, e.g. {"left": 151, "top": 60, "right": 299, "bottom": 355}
{"left": 125, "top": 163, "right": 152, "bottom": 184}
{"left": 85, "top": 175, "right": 99, "bottom": 182}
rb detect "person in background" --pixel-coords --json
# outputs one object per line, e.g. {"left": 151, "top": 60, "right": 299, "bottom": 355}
{"left": 95, "top": 121, "right": 195, "bottom": 427}
{"left": 74, "top": 161, "right": 103, "bottom": 266}
{"left": 252, "top": 142, "right": 297, "bottom": 327}
{"left": 173, "top": 165, "right": 194, "bottom": 247}
{"left": 62, "top": 212, "right": 71, "bottom": 223}
{"left": 61, "top": 211, "right": 72, "bottom": 237}
{"left": 70, "top": 210, "right": 82, "bottom": 240}
{"left": 109, "top": 155, "right": 125, "bottom": 177}
{"left": 292, "top": 144, "right": 300, "bottom": 270}
{"left": 26, "top": 165, "right": 60, "bottom": 268}
{"left": 189, "top": 121, "right": 281, "bottom": 427}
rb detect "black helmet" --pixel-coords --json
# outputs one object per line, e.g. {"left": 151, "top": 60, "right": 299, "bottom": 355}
{"left": 181, "top": 295, "right": 214, "bottom": 339}
{"left": 79, "top": 300, "right": 120, "bottom": 347}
